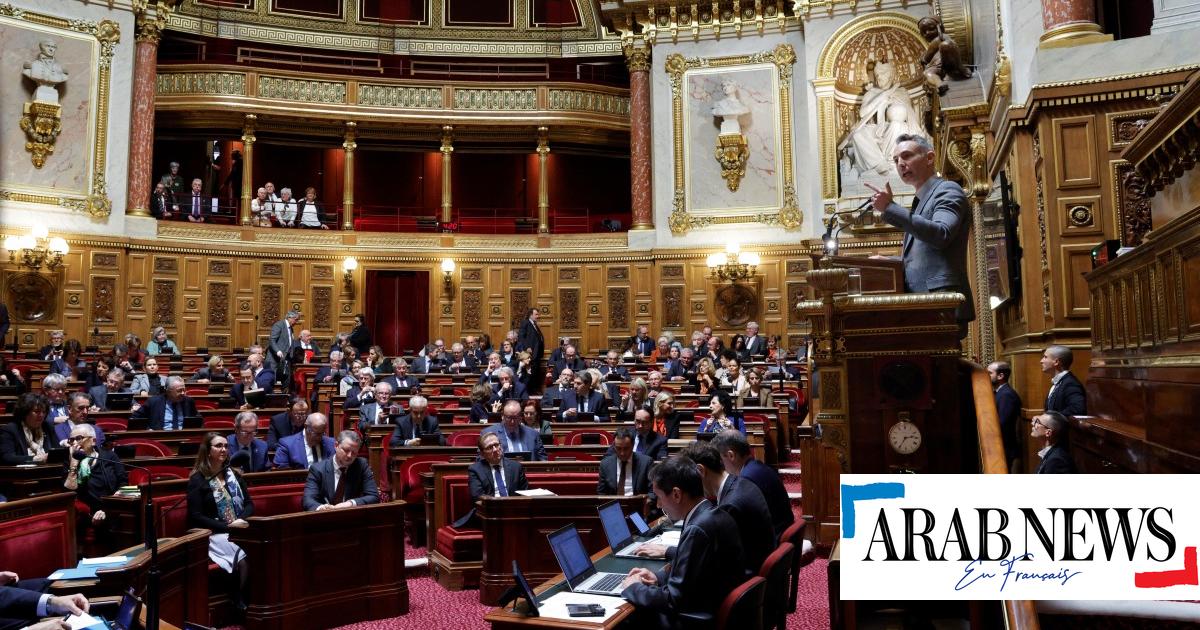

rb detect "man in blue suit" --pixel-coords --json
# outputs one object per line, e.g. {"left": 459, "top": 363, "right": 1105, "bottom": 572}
{"left": 227, "top": 411, "right": 269, "bottom": 473}
{"left": 273, "top": 412, "right": 335, "bottom": 469}
{"left": 868, "top": 134, "right": 974, "bottom": 337}
{"left": 0, "top": 574, "right": 89, "bottom": 630}
{"left": 489, "top": 367, "right": 528, "bottom": 405}
{"left": 482, "top": 400, "right": 546, "bottom": 461}
{"left": 131, "top": 377, "right": 197, "bottom": 431}
{"left": 246, "top": 353, "right": 275, "bottom": 394}
{"left": 712, "top": 429, "right": 793, "bottom": 541}
{"left": 558, "top": 372, "right": 608, "bottom": 421}
{"left": 302, "top": 430, "right": 379, "bottom": 511}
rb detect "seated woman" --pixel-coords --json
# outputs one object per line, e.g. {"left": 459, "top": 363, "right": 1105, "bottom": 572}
{"left": 698, "top": 391, "right": 746, "bottom": 435}
{"left": 647, "top": 336, "right": 671, "bottom": 363}
{"left": 146, "top": 326, "right": 181, "bottom": 357}
{"left": 652, "top": 391, "right": 684, "bottom": 440}
{"left": 50, "top": 340, "right": 85, "bottom": 380}
{"left": 64, "top": 423, "right": 126, "bottom": 539}
{"left": 84, "top": 355, "right": 114, "bottom": 390}
{"left": 366, "top": 345, "right": 391, "bottom": 376}
{"left": 0, "top": 356, "right": 27, "bottom": 393}
{"left": 131, "top": 356, "right": 168, "bottom": 396}
{"left": 0, "top": 393, "right": 55, "bottom": 465}
{"left": 736, "top": 367, "right": 775, "bottom": 409}
{"left": 469, "top": 383, "right": 493, "bottom": 423}
{"left": 523, "top": 399, "right": 553, "bottom": 446}
{"left": 125, "top": 332, "right": 147, "bottom": 365}
{"left": 513, "top": 350, "right": 534, "bottom": 388}
{"left": 193, "top": 355, "right": 234, "bottom": 383}
{"left": 694, "top": 357, "right": 719, "bottom": 396}
{"left": 339, "top": 360, "right": 364, "bottom": 396}
{"left": 616, "top": 377, "right": 650, "bottom": 422}
{"left": 187, "top": 432, "right": 253, "bottom": 613}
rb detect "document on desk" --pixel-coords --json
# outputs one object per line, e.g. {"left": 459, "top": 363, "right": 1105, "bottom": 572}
{"left": 658, "top": 530, "right": 681, "bottom": 545}
{"left": 514, "top": 488, "right": 556, "bottom": 496}
{"left": 537, "top": 591, "right": 624, "bottom": 622}
{"left": 66, "top": 612, "right": 107, "bottom": 630}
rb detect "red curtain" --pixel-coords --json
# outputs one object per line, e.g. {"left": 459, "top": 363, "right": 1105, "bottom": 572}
{"left": 364, "top": 270, "right": 429, "bottom": 356}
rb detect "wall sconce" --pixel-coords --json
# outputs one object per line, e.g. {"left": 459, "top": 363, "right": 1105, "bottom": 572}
{"left": 4, "top": 224, "right": 68, "bottom": 271}
{"left": 342, "top": 257, "right": 357, "bottom": 294}
{"left": 706, "top": 242, "right": 759, "bottom": 282}
{"left": 441, "top": 259, "right": 456, "bottom": 294}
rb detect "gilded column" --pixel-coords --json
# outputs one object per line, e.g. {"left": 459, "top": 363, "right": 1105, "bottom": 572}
{"left": 1039, "top": 0, "right": 1109, "bottom": 47}
{"left": 125, "top": 6, "right": 168, "bottom": 217}
{"left": 342, "top": 122, "right": 357, "bottom": 230}
{"left": 625, "top": 43, "right": 653, "bottom": 230}
{"left": 536, "top": 126, "right": 550, "bottom": 234}
{"left": 440, "top": 125, "right": 454, "bottom": 224}
{"left": 239, "top": 114, "right": 256, "bottom": 226}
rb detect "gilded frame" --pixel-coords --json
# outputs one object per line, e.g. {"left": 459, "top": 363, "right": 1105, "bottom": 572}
{"left": 0, "top": 5, "right": 118, "bottom": 217}
{"left": 665, "top": 44, "right": 801, "bottom": 235}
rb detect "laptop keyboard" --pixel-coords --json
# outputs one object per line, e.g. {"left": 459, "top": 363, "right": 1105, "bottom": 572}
{"left": 591, "top": 573, "right": 624, "bottom": 592}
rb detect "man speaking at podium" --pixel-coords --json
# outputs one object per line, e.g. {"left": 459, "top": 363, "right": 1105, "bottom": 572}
{"left": 867, "top": 134, "right": 974, "bottom": 337}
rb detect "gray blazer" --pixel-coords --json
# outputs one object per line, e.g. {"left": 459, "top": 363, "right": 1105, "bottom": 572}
{"left": 131, "top": 373, "right": 166, "bottom": 396}
{"left": 881, "top": 176, "right": 975, "bottom": 323}
{"left": 268, "top": 319, "right": 293, "bottom": 369}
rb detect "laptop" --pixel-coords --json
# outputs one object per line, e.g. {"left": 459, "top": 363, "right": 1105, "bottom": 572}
{"left": 546, "top": 524, "right": 628, "bottom": 597}
{"left": 181, "top": 416, "right": 204, "bottom": 429}
{"left": 597, "top": 501, "right": 663, "bottom": 558}
{"left": 95, "top": 588, "right": 141, "bottom": 630}
{"left": 106, "top": 392, "right": 133, "bottom": 411}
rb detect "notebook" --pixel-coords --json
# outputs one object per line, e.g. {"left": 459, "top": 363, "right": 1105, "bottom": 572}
{"left": 546, "top": 525, "right": 627, "bottom": 597}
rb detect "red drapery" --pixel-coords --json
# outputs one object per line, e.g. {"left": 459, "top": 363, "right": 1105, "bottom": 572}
{"left": 364, "top": 270, "right": 429, "bottom": 356}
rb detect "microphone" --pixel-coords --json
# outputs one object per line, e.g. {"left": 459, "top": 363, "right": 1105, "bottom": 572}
{"left": 229, "top": 449, "right": 251, "bottom": 472}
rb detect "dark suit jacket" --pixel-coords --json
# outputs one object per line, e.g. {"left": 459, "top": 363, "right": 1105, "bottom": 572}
{"left": 314, "top": 365, "right": 347, "bottom": 387}
{"left": 273, "top": 432, "right": 336, "bottom": 469}
{"left": 633, "top": 430, "right": 668, "bottom": 461}
{"left": 0, "top": 420, "right": 56, "bottom": 465}
{"left": 68, "top": 449, "right": 127, "bottom": 512}
{"left": 1045, "top": 371, "right": 1087, "bottom": 417}
{"left": 131, "top": 395, "right": 198, "bottom": 430}
{"left": 87, "top": 385, "right": 130, "bottom": 411}
{"left": 39, "top": 343, "right": 63, "bottom": 361}
{"left": 742, "top": 335, "right": 768, "bottom": 360}
{"left": 665, "top": 361, "right": 692, "bottom": 380}
{"left": 881, "top": 176, "right": 975, "bottom": 323}
{"left": 516, "top": 318, "right": 545, "bottom": 360}
{"left": 621, "top": 501, "right": 746, "bottom": 629}
{"left": 381, "top": 375, "right": 420, "bottom": 392}
{"left": 717, "top": 474, "right": 776, "bottom": 574}
{"left": 541, "top": 385, "right": 572, "bottom": 407}
{"left": 630, "top": 336, "right": 656, "bottom": 357}
{"left": 186, "top": 471, "right": 254, "bottom": 534}
{"left": 253, "top": 368, "right": 276, "bottom": 393}
{"left": 268, "top": 320, "right": 293, "bottom": 370}
{"left": 740, "top": 459, "right": 794, "bottom": 540}
{"left": 150, "top": 190, "right": 174, "bottom": 218}
{"left": 598, "top": 365, "right": 630, "bottom": 381}
{"left": 481, "top": 423, "right": 546, "bottom": 461}
{"left": 995, "top": 383, "right": 1022, "bottom": 464}
{"left": 0, "top": 584, "right": 45, "bottom": 621}
{"left": 443, "top": 355, "right": 478, "bottom": 375}
{"left": 387, "top": 414, "right": 445, "bottom": 448}
{"left": 191, "top": 368, "right": 233, "bottom": 383}
{"left": 452, "top": 457, "right": 530, "bottom": 528}
{"left": 597, "top": 452, "right": 653, "bottom": 495}
{"left": 558, "top": 390, "right": 609, "bottom": 420}
{"left": 1036, "top": 443, "right": 1076, "bottom": 474}
{"left": 659, "top": 411, "right": 692, "bottom": 440}
{"left": 548, "top": 356, "right": 586, "bottom": 379}
{"left": 490, "top": 381, "right": 528, "bottom": 405}
{"left": 0, "top": 303, "right": 9, "bottom": 346}
{"left": 227, "top": 436, "right": 270, "bottom": 473}
{"left": 348, "top": 325, "right": 372, "bottom": 356}
{"left": 52, "top": 422, "right": 106, "bottom": 448}
{"left": 266, "top": 412, "right": 302, "bottom": 450}
{"left": 302, "top": 456, "right": 379, "bottom": 510}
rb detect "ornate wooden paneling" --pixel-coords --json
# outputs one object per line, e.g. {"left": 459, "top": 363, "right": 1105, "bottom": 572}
{"left": 607, "top": 267, "right": 628, "bottom": 281}
{"left": 1052, "top": 115, "right": 1099, "bottom": 189}
{"left": 558, "top": 288, "right": 580, "bottom": 331}
{"left": 207, "top": 283, "right": 230, "bottom": 327}
{"left": 607, "top": 287, "right": 628, "bottom": 330}
{"left": 312, "top": 286, "right": 332, "bottom": 330}
{"left": 510, "top": 289, "right": 531, "bottom": 329}
{"left": 557, "top": 267, "right": 579, "bottom": 281}
{"left": 92, "top": 253, "right": 118, "bottom": 269}
{"left": 510, "top": 268, "right": 532, "bottom": 283}
{"left": 91, "top": 276, "right": 115, "bottom": 323}
{"left": 662, "top": 286, "right": 683, "bottom": 329}
{"left": 208, "top": 260, "right": 231, "bottom": 276}
{"left": 153, "top": 280, "right": 176, "bottom": 326}
{"left": 261, "top": 285, "right": 282, "bottom": 325}
{"left": 312, "top": 265, "right": 333, "bottom": 280}
{"left": 462, "top": 289, "right": 482, "bottom": 330}
{"left": 262, "top": 263, "right": 283, "bottom": 278}
{"left": 661, "top": 264, "right": 683, "bottom": 280}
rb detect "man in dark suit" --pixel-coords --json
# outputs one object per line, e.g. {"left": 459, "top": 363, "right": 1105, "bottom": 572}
{"left": 490, "top": 367, "right": 528, "bottom": 405}
{"left": 0, "top": 302, "right": 9, "bottom": 349}
{"left": 87, "top": 368, "right": 130, "bottom": 411}
{"left": 358, "top": 381, "right": 399, "bottom": 433}
{"left": 598, "top": 428, "right": 653, "bottom": 496}
{"left": 621, "top": 456, "right": 746, "bottom": 628}
{"left": 343, "top": 368, "right": 375, "bottom": 411}
{"left": 381, "top": 359, "right": 420, "bottom": 393}
{"left": 38, "top": 330, "right": 65, "bottom": 361}
{"left": 268, "top": 310, "right": 299, "bottom": 378}
{"left": 541, "top": 368, "right": 575, "bottom": 408}
{"left": 1041, "top": 345, "right": 1087, "bottom": 417}
{"left": 547, "top": 344, "right": 586, "bottom": 381}
{"left": 347, "top": 313, "right": 372, "bottom": 357}
{"left": 629, "top": 325, "right": 656, "bottom": 358}
{"left": 631, "top": 409, "right": 668, "bottom": 460}
{"left": 515, "top": 308, "right": 545, "bottom": 394}
{"left": 228, "top": 411, "right": 269, "bottom": 473}
{"left": 0, "top": 578, "right": 89, "bottom": 630}
{"left": 267, "top": 397, "right": 308, "bottom": 450}
{"left": 387, "top": 395, "right": 445, "bottom": 448}
{"left": 273, "top": 413, "right": 336, "bottom": 470}
{"left": 482, "top": 400, "right": 546, "bottom": 460}
{"left": 868, "top": 134, "right": 974, "bottom": 336}
{"left": 1032, "top": 411, "right": 1076, "bottom": 474}
{"left": 558, "top": 372, "right": 608, "bottom": 421}
{"left": 53, "top": 393, "right": 107, "bottom": 447}
{"left": 302, "top": 430, "right": 379, "bottom": 511}
{"left": 712, "top": 429, "right": 793, "bottom": 540}
{"left": 444, "top": 342, "right": 478, "bottom": 375}
{"left": 452, "top": 431, "right": 530, "bottom": 528}
{"left": 988, "top": 360, "right": 1023, "bottom": 471}
{"left": 598, "top": 350, "right": 630, "bottom": 382}
{"left": 313, "top": 349, "right": 347, "bottom": 387}
{"left": 131, "top": 376, "right": 197, "bottom": 430}
{"left": 229, "top": 368, "right": 260, "bottom": 409}
{"left": 477, "top": 352, "right": 503, "bottom": 384}
{"left": 666, "top": 348, "right": 694, "bottom": 381}
{"left": 246, "top": 353, "right": 275, "bottom": 395}
{"left": 150, "top": 181, "right": 176, "bottom": 219}
{"left": 741, "top": 321, "right": 767, "bottom": 360}
{"left": 290, "top": 329, "right": 320, "bottom": 366}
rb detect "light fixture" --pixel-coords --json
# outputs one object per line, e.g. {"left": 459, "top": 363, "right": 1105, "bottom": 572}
{"left": 441, "top": 259, "right": 456, "bottom": 293}
{"left": 4, "top": 225, "right": 68, "bottom": 271}
{"left": 342, "top": 257, "right": 357, "bottom": 293}
{"left": 706, "top": 241, "right": 759, "bottom": 282}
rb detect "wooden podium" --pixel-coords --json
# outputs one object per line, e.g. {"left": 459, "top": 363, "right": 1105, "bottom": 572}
{"left": 796, "top": 258, "right": 969, "bottom": 546}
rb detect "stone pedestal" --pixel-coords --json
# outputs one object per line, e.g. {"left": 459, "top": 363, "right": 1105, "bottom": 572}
{"left": 1039, "top": 0, "right": 1111, "bottom": 47}
{"left": 626, "top": 44, "right": 653, "bottom": 231}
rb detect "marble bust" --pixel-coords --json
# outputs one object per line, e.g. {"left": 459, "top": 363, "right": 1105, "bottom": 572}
{"left": 844, "top": 58, "right": 926, "bottom": 176}
{"left": 23, "top": 39, "right": 69, "bottom": 105}
{"left": 711, "top": 79, "right": 750, "bottom": 135}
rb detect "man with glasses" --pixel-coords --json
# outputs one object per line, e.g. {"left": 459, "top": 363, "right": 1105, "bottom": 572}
{"left": 64, "top": 423, "right": 125, "bottom": 531}
{"left": 54, "top": 392, "right": 106, "bottom": 447}
{"left": 452, "top": 431, "right": 530, "bottom": 528}
{"left": 358, "top": 381, "right": 399, "bottom": 433}
{"left": 303, "top": 430, "right": 379, "bottom": 511}
{"left": 38, "top": 330, "right": 65, "bottom": 361}
{"left": 541, "top": 368, "right": 574, "bottom": 408}
{"left": 1032, "top": 411, "right": 1076, "bottom": 474}
{"left": 388, "top": 395, "right": 445, "bottom": 448}
{"left": 482, "top": 400, "right": 546, "bottom": 461}
{"left": 231, "top": 367, "right": 261, "bottom": 410}
{"left": 274, "top": 413, "right": 335, "bottom": 470}
{"left": 268, "top": 398, "right": 309, "bottom": 450}
{"left": 132, "top": 376, "right": 196, "bottom": 430}
{"left": 343, "top": 367, "right": 375, "bottom": 411}
{"left": 227, "top": 412, "right": 269, "bottom": 472}
{"left": 88, "top": 368, "right": 131, "bottom": 412}
{"left": 490, "top": 367, "right": 528, "bottom": 405}
{"left": 41, "top": 374, "right": 70, "bottom": 423}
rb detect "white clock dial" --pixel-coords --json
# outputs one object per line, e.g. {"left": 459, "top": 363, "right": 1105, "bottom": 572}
{"left": 887, "top": 421, "right": 922, "bottom": 455}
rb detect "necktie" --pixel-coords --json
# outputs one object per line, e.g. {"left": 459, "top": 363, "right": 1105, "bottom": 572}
{"left": 493, "top": 465, "right": 508, "bottom": 497}
{"left": 311, "top": 443, "right": 320, "bottom": 465}
{"left": 333, "top": 466, "right": 347, "bottom": 504}
{"left": 192, "top": 194, "right": 200, "bottom": 217}
{"left": 169, "top": 403, "right": 181, "bottom": 430}
{"left": 617, "top": 460, "right": 628, "bottom": 496}
{"left": 910, "top": 196, "right": 921, "bottom": 213}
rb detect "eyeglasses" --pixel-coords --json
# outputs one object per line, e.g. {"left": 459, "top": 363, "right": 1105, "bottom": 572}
{"left": 211, "top": 443, "right": 229, "bottom": 449}
{"left": 1032, "top": 418, "right": 1045, "bottom": 428}
{"left": 67, "top": 435, "right": 89, "bottom": 443}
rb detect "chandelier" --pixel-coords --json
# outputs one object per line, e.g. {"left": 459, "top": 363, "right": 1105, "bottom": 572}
{"left": 706, "top": 242, "right": 760, "bottom": 282}
{"left": 4, "top": 225, "right": 68, "bottom": 271}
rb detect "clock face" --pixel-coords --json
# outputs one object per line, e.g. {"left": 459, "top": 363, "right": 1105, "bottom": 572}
{"left": 888, "top": 421, "right": 922, "bottom": 455}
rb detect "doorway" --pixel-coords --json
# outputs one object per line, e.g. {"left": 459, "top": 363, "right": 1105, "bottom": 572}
{"left": 364, "top": 269, "right": 429, "bottom": 356}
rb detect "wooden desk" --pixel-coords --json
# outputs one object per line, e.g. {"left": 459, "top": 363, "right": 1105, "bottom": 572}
{"left": 0, "top": 455, "right": 194, "bottom": 501}
{"left": 230, "top": 501, "right": 410, "bottom": 630}
{"left": 0, "top": 492, "right": 76, "bottom": 580}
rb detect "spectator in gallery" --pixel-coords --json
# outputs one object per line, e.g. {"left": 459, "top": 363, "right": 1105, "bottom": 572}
{"left": 185, "top": 178, "right": 207, "bottom": 223}
{"left": 160, "top": 161, "right": 185, "bottom": 202}
{"left": 151, "top": 182, "right": 176, "bottom": 219}
{"left": 296, "top": 187, "right": 328, "bottom": 229}
{"left": 223, "top": 150, "right": 243, "bottom": 204}
{"left": 262, "top": 181, "right": 282, "bottom": 219}
{"left": 147, "top": 326, "right": 182, "bottom": 357}
{"left": 250, "top": 187, "right": 273, "bottom": 227}
{"left": 276, "top": 187, "right": 298, "bottom": 227}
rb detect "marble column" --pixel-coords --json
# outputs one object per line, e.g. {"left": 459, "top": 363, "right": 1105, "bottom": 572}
{"left": 239, "top": 115, "right": 256, "bottom": 226}
{"left": 125, "top": 10, "right": 166, "bottom": 217}
{"left": 536, "top": 126, "right": 550, "bottom": 234}
{"left": 342, "top": 122, "right": 357, "bottom": 230}
{"left": 1039, "top": 0, "right": 1109, "bottom": 47}
{"left": 625, "top": 43, "right": 653, "bottom": 230}
{"left": 440, "top": 125, "right": 453, "bottom": 224}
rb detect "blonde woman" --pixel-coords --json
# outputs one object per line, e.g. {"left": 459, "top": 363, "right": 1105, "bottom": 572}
{"left": 617, "top": 377, "right": 650, "bottom": 421}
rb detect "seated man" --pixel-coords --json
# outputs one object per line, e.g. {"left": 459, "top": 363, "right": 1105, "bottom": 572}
{"left": 342, "top": 367, "right": 375, "bottom": 411}
{"left": 451, "top": 431, "right": 529, "bottom": 528}
{"left": 313, "top": 350, "right": 347, "bottom": 388}
{"left": 380, "top": 359, "right": 419, "bottom": 393}
{"left": 631, "top": 409, "right": 668, "bottom": 461}
{"left": 273, "top": 413, "right": 335, "bottom": 469}
{"left": 666, "top": 348, "right": 695, "bottom": 381}
{"left": 227, "top": 411, "right": 270, "bottom": 473}
{"left": 53, "top": 393, "right": 107, "bottom": 447}
{"left": 302, "top": 430, "right": 379, "bottom": 511}
{"left": 387, "top": 395, "right": 445, "bottom": 448}
{"left": 712, "top": 429, "right": 793, "bottom": 540}
{"left": 482, "top": 400, "right": 547, "bottom": 461}
{"left": 87, "top": 368, "right": 130, "bottom": 411}
{"left": 246, "top": 352, "right": 275, "bottom": 394}
{"left": 477, "top": 352, "right": 504, "bottom": 385}
{"left": 541, "top": 368, "right": 574, "bottom": 408}
{"left": 229, "top": 367, "right": 263, "bottom": 409}
{"left": 358, "top": 381, "right": 398, "bottom": 433}
{"left": 489, "top": 367, "right": 527, "bottom": 405}
{"left": 620, "top": 455, "right": 746, "bottom": 629}
{"left": 598, "top": 350, "right": 630, "bottom": 381}
{"left": 443, "top": 342, "right": 477, "bottom": 375}
{"left": 267, "top": 397, "right": 308, "bottom": 450}
{"left": 598, "top": 427, "right": 652, "bottom": 496}
{"left": 558, "top": 372, "right": 608, "bottom": 421}
{"left": 547, "top": 344, "right": 586, "bottom": 379}
{"left": 0, "top": 574, "right": 89, "bottom": 630}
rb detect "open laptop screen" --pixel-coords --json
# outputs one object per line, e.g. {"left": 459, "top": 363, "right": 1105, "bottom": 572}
{"left": 597, "top": 501, "right": 632, "bottom": 553}
{"left": 546, "top": 525, "right": 595, "bottom": 590}
{"left": 629, "top": 511, "right": 651, "bottom": 535}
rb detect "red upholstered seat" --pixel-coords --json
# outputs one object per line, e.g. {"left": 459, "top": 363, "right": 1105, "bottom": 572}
{"left": 203, "top": 414, "right": 235, "bottom": 430}
{"left": 292, "top": 366, "right": 317, "bottom": 400}
{"left": 742, "top": 413, "right": 768, "bottom": 426}
{"left": 401, "top": 455, "right": 452, "bottom": 505}
{"left": 563, "top": 429, "right": 613, "bottom": 445}
{"left": 0, "top": 496, "right": 75, "bottom": 581}
{"left": 453, "top": 388, "right": 472, "bottom": 398}
{"left": 449, "top": 431, "right": 482, "bottom": 447}
{"left": 435, "top": 525, "right": 483, "bottom": 560}
{"left": 94, "top": 416, "right": 129, "bottom": 432}
{"left": 129, "top": 465, "right": 191, "bottom": 486}
{"left": 250, "top": 483, "right": 306, "bottom": 516}
{"left": 714, "top": 576, "right": 767, "bottom": 630}
{"left": 186, "top": 386, "right": 208, "bottom": 396}
{"left": 758, "top": 542, "right": 795, "bottom": 630}
{"left": 194, "top": 399, "right": 219, "bottom": 411}
{"left": 114, "top": 437, "right": 172, "bottom": 457}
{"left": 779, "top": 518, "right": 811, "bottom": 613}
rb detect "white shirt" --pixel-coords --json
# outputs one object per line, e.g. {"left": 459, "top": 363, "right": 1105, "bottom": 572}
{"left": 277, "top": 199, "right": 298, "bottom": 226}
{"left": 298, "top": 200, "right": 321, "bottom": 227}
{"left": 715, "top": 471, "right": 731, "bottom": 503}
{"left": 303, "top": 440, "right": 320, "bottom": 468}
{"left": 251, "top": 198, "right": 272, "bottom": 221}
{"left": 1046, "top": 370, "right": 1068, "bottom": 401}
